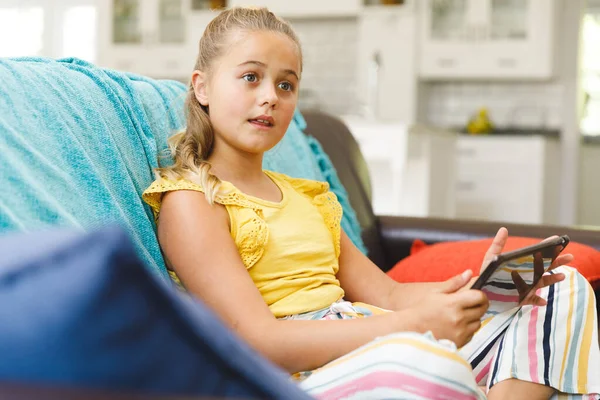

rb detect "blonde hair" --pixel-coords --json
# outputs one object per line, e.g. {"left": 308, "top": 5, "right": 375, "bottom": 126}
{"left": 154, "top": 7, "right": 302, "bottom": 204}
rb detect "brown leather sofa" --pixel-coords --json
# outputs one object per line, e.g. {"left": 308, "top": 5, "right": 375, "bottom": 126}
{"left": 301, "top": 109, "right": 600, "bottom": 317}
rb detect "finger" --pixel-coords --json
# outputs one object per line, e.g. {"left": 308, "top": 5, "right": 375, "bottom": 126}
{"left": 441, "top": 270, "right": 473, "bottom": 294}
{"left": 457, "top": 276, "right": 478, "bottom": 293}
{"left": 511, "top": 270, "right": 529, "bottom": 295}
{"left": 456, "top": 289, "right": 488, "bottom": 308}
{"left": 521, "top": 294, "right": 547, "bottom": 307}
{"left": 520, "top": 273, "right": 565, "bottom": 306}
{"left": 551, "top": 254, "right": 573, "bottom": 270}
{"left": 533, "top": 253, "right": 544, "bottom": 282}
{"left": 481, "top": 227, "right": 508, "bottom": 271}
{"left": 464, "top": 276, "right": 478, "bottom": 291}
{"left": 464, "top": 303, "right": 489, "bottom": 321}
{"left": 464, "top": 320, "right": 483, "bottom": 343}
{"left": 467, "top": 319, "right": 482, "bottom": 334}
{"left": 536, "top": 272, "right": 565, "bottom": 289}
{"left": 456, "top": 320, "right": 482, "bottom": 348}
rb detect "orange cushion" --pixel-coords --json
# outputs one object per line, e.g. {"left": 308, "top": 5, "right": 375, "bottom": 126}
{"left": 387, "top": 237, "right": 600, "bottom": 290}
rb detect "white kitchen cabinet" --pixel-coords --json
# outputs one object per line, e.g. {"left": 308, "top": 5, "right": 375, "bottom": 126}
{"left": 357, "top": 1, "right": 419, "bottom": 123}
{"left": 226, "top": 0, "right": 362, "bottom": 18}
{"left": 455, "top": 135, "right": 560, "bottom": 224}
{"left": 98, "top": 0, "right": 200, "bottom": 78}
{"left": 342, "top": 118, "right": 457, "bottom": 218}
{"left": 418, "top": 0, "right": 559, "bottom": 80}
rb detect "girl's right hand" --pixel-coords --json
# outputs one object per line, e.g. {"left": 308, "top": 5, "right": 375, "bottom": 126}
{"left": 412, "top": 271, "right": 489, "bottom": 347}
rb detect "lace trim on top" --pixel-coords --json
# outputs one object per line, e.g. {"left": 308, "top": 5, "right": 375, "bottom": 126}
{"left": 143, "top": 177, "right": 268, "bottom": 270}
{"left": 142, "top": 171, "right": 343, "bottom": 272}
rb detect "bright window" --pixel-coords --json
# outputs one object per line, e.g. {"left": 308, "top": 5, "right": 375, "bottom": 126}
{"left": 0, "top": 7, "right": 44, "bottom": 57}
{"left": 62, "top": 6, "right": 97, "bottom": 62}
{"left": 580, "top": 14, "right": 600, "bottom": 136}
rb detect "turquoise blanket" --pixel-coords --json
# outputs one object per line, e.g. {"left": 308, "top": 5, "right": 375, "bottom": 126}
{"left": 0, "top": 57, "right": 365, "bottom": 280}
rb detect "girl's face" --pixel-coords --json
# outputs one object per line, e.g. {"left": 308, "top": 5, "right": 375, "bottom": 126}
{"left": 193, "top": 30, "right": 301, "bottom": 157}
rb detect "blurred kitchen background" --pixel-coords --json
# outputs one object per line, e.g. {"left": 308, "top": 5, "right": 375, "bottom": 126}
{"left": 4, "top": 0, "right": 600, "bottom": 228}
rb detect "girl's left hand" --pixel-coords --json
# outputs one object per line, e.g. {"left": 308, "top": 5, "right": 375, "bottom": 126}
{"left": 476, "top": 227, "right": 574, "bottom": 306}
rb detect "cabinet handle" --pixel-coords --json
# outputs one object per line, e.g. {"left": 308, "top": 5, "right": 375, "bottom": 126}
{"left": 437, "top": 58, "right": 456, "bottom": 68}
{"left": 497, "top": 58, "right": 517, "bottom": 68}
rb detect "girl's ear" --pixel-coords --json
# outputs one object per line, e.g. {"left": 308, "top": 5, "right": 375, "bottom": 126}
{"left": 191, "top": 71, "right": 209, "bottom": 106}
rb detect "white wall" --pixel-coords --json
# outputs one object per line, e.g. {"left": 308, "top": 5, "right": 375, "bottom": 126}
{"left": 290, "top": 17, "right": 360, "bottom": 116}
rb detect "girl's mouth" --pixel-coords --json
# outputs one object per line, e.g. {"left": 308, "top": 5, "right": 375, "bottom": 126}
{"left": 248, "top": 117, "right": 274, "bottom": 128}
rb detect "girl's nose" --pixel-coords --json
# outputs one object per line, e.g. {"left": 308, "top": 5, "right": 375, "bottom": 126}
{"left": 260, "top": 84, "right": 278, "bottom": 109}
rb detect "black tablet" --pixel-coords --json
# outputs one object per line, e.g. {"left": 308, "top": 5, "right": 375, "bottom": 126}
{"left": 471, "top": 235, "right": 570, "bottom": 304}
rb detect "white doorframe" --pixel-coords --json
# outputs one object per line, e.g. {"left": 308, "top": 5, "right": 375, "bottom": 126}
{"left": 559, "top": 0, "right": 585, "bottom": 226}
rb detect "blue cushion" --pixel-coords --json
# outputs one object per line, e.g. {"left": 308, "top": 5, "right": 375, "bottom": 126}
{"left": 0, "top": 57, "right": 365, "bottom": 281}
{"left": 0, "top": 57, "right": 186, "bottom": 280}
{"left": 0, "top": 225, "right": 312, "bottom": 399}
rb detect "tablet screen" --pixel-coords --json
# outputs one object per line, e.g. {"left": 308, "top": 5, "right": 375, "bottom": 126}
{"left": 481, "top": 246, "right": 561, "bottom": 315}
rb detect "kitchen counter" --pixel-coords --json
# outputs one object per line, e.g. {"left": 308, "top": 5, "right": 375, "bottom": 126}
{"left": 455, "top": 128, "right": 561, "bottom": 138}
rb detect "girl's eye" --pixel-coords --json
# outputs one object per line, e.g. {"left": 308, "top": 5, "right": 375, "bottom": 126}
{"left": 243, "top": 73, "right": 258, "bottom": 83}
{"left": 279, "top": 82, "right": 293, "bottom": 91}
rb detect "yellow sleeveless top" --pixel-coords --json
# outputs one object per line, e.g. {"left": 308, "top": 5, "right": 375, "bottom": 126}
{"left": 142, "top": 170, "right": 345, "bottom": 317}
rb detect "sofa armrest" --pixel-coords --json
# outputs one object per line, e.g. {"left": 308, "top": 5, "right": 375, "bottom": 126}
{"left": 377, "top": 215, "right": 600, "bottom": 327}
{"left": 377, "top": 216, "right": 600, "bottom": 271}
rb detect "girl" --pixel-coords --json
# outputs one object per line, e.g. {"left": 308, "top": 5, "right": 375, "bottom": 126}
{"left": 143, "top": 7, "right": 600, "bottom": 400}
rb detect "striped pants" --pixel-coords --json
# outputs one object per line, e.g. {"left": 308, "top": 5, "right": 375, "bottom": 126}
{"left": 292, "top": 266, "right": 600, "bottom": 399}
